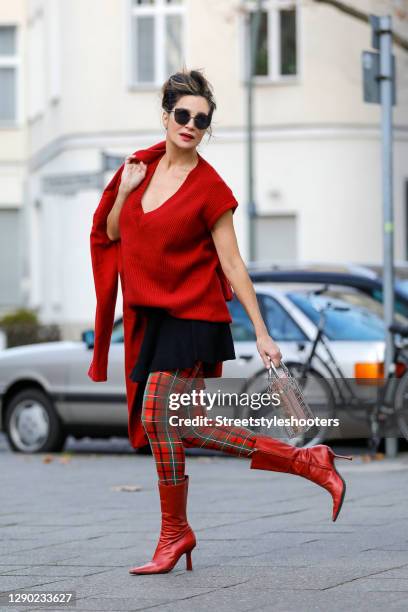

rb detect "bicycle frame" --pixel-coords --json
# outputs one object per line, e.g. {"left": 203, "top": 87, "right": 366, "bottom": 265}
{"left": 298, "top": 287, "right": 408, "bottom": 447}
{"left": 297, "top": 294, "right": 364, "bottom": 409}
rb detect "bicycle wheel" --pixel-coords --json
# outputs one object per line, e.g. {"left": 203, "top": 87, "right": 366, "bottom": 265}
{"left": 240, "top": 363, "right": 335, "bottom": 447}
{"left": 392, "top": 370, "right": 408, "bottom": 441}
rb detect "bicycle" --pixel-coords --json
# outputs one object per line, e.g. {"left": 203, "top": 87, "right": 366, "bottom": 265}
{"left": 239, "top": 285, "right": 408, "bottom": 450}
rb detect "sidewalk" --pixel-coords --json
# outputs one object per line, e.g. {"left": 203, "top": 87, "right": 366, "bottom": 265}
{"left": 1, "top": 447, "right": 408, "bottom": 612}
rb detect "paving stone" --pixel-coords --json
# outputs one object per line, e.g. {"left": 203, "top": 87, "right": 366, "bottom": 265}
{"left": 1, "top": 440, "right": 408, "bottom": 612}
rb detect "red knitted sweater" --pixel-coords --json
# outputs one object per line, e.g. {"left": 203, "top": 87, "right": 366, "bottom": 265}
{"left": 87, "top": 140, "right": 238, "bottom": 448}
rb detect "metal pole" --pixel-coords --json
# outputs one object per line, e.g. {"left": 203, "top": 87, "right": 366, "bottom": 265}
{"left": 246, "top": 0, "right": 263, "bottom": 263}
{"left": 379, "top": 16, "right": 397, "bottom": 458}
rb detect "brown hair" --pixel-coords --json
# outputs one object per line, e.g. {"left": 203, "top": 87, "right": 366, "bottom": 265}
{"left": 161, "top": 69, "right": 216, "bottom": 134}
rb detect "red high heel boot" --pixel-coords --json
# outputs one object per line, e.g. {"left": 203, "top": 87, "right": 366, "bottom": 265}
{"left": 250, "top": 436, "right": 352, "bottom": 521}
{"left": 129, "top": 475, "right": 196, "bottom": 575}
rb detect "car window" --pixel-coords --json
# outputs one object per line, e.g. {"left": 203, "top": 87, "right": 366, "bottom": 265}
{"left": 319, "top": 287, "right": 407, "bottom": 324}
{"left": 286, "top": 292, "right": 385, "bottom": 340}
{"left": 371, "top": 286, "right": 408, "bottom": 320}
{"left": 228, "top": 297, "right": 256, "bottom": 341}
{"left": 259, "top": 294, "right": 308, "bottom": 341}
{"left": 111, "top": 319, "right": 124, "bottom": 343}
{"left": 395, "top": 280, "right": 408, "bottom": 295}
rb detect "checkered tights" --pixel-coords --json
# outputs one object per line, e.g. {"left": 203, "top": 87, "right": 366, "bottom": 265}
{"left": 141, "top": 360, "right": 256, "bottom": 484}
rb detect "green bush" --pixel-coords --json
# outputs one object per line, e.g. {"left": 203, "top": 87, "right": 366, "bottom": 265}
{"left": 0, "top": 308, "right": 38, "bottom": 326}
{"left": 0, "top": 309, "right": 61, "bottom": 348}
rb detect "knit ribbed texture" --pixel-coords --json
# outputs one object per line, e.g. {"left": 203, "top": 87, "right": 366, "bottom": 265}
{"left": 119, "top": 142, "right": 238, "bottom": 321}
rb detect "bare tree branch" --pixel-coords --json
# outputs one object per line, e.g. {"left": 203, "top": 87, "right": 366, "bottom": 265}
{"left": 313, "top": 0, "right": 408, "bottom": 51}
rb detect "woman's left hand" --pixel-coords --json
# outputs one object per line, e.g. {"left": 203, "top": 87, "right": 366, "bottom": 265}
{"left": 256, "top": 334, "right": 282, "bottom": 369}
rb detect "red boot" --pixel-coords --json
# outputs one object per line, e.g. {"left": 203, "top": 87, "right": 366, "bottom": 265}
{"left": 129, "top": 475, "right": 196, "bottom": 574}
{"left": 250, "top": 436, "right": 352, "bottom": 521}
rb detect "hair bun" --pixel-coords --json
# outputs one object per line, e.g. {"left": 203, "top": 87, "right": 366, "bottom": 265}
{"left": 161, "top": 68, "right": 216, "bottom": 119}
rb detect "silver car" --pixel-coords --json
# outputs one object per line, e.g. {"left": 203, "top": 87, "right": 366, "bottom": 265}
{"left": 0, "top": 283, "right": 392, "bottom": 453}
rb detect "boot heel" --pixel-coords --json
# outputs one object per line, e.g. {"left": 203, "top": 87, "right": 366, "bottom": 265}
{"left": 186, "top": 550, "right": 193, "bottom": 571}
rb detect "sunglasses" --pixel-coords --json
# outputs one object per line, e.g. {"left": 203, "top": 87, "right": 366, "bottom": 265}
{"left": 170, "top": 107, "right": 212, "bottom": 130}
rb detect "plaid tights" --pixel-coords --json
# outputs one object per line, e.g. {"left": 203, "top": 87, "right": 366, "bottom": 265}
{"left": 141, "top": 360, "right": 256, "bottom": 484}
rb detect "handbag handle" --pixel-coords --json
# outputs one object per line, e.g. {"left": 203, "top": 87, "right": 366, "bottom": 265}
{"left": 267, "top": 358, "right": 288, "bottom": 380}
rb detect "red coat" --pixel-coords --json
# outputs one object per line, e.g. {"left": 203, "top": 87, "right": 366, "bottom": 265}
{"left": 87, "top": 140, "right": 238, "bottom": 448}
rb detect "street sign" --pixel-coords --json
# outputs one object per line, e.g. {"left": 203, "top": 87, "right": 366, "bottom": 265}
{"left": 369, "top": 14, "right": 381, "bottom": 50}
{"left": 362, "top": 50, "right": 396, "bottom": 105}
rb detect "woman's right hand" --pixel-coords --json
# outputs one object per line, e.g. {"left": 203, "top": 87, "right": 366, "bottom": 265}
{"left": 119, "top": 155, "right": 147, "bottom": 195}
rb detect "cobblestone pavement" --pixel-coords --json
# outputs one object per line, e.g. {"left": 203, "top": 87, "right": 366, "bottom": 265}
{"left": 1, "top": 436, "right": 408, "bottom": 612}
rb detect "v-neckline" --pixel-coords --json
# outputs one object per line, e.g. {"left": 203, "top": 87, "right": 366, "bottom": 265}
{"left": 139, "top": 153, "right": 202, "bottom": 217}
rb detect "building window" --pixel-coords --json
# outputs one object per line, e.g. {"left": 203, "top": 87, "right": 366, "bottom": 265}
{"left": 28, "top": 10, "right": 46, "bottom": 120}
{"left": 0, "top": 208, "right": 22, "bottom": 306}
{"left": 0, "top": 25, "right": 18, "bottom": 123}
{"left": 129, "top": 0, "right": 185, "bottom": 87}
{"left": 244, "top": 0, "right": 299, "bottom": 82}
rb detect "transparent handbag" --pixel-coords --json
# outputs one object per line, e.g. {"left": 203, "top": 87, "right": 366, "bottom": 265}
{"left": 267, "top": 359, "right": 316, "bottom": 438}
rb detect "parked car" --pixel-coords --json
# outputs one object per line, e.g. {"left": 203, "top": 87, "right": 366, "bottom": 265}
{"left": 247, "top": 260, "right": 377, "bottom": 278}
{"left": 248, "top": 268, "right": 408, "bottom": 320}
{"left": 353, "top": 261, "right": 408, "bottom": 302}
{"left": 0, "top": 283, "right": 393, "bottom": 453}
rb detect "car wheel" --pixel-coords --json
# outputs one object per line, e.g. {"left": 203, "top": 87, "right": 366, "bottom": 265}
{"left": 5, "top": 389, "right": 67, "bottom": 453}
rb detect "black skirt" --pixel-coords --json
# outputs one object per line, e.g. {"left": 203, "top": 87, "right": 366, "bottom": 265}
{"left": 129, "top": 306, "right": 236, "bottom": 382}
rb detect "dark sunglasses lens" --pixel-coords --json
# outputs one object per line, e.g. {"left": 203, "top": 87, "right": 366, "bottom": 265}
{"left": 174, "top": 109, "right": 190, "bottom": 125}
{"left": 195, "top": 113, "right": 211, "bottom": 130}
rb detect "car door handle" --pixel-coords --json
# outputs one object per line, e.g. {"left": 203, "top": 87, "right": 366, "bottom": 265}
{"left": 238, "top": 354, "right": 254, "bottom": 361}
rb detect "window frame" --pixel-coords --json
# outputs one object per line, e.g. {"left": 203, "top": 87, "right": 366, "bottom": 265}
{"left": 27, "top": 8, "right": 46, "bottom": 122}
{"left": 0, "top": 23, "right": 22, "bottom": 127}
{"left": 126, "top": 0, "right": 187, "bottom": 90}
{"left": 46, "top": 0, "right": 61, "bottom": 103}
{"left": 240, "top": 0, "right": 301, "bottom": 85}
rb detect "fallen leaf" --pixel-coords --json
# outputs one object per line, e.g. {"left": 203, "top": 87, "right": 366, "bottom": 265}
{"left": 111, "top": 485, "right": 143, "bottom": 493}
{"left": 59, "top": 456, "right": 72, "bottom": 464}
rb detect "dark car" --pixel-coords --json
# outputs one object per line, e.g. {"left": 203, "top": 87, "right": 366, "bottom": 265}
{"left": 247, "top": 267, "right": 408, "bottom": 320}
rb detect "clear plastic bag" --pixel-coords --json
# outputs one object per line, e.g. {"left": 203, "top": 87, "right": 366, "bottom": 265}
{"left": 267, "top": 360, "right": 316, "bottom": 438}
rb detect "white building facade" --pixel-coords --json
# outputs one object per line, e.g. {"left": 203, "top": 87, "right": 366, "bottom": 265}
{"left": 0, "top": 0, "right": 26, "bottom": 316}
{"left": 1, "top": 0, "right": 408, "bottom": 338}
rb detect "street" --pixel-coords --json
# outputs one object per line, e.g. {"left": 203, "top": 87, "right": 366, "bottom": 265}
{"left": 1, "top": 434, "right": 408, "bottom": 611}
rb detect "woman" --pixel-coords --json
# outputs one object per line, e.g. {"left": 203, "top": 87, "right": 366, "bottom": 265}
{"left": 100, "top": 69, "right": 351, "bottom": 575}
